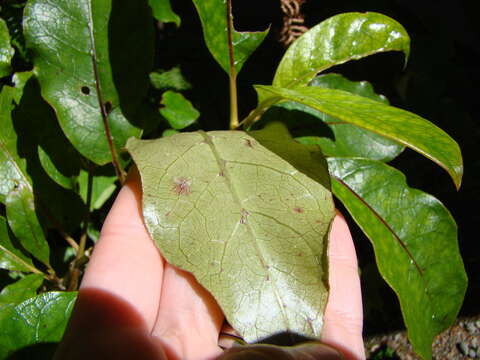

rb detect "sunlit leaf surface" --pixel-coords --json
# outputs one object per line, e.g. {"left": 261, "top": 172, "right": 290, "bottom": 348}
{"left": 329, "top": 158, "right": 467, "bottom": 359}
{"left": 127, "top": 131, "right": 334, "bottom": 342}
{"left": 191, "top": 0, "right": 269, "bottom": 75}
{"left": 0, "top": 291, "right": 77, "bottom": 359}
{"left": 148, "top": 0, "right": 181, "bottom": 27}
{"left": 255, "top": 85, "right": 463, "bottom": 188}
{"left": 0, "top": 18, "right": 15, "bottom": 77}
{"left": 23, "top": 0, "right": 154, "bottom": 164}
{"left": 273, "top": 12, "right": 410, "bottom": 88}
{"left": 0, "top": 216, "right": 36, "bottom": 273}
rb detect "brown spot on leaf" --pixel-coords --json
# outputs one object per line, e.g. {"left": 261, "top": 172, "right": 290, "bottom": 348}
{"left": 81, "top": 86, "right": 90, "bottom": 95}
{"left": 104, "top": 100, "right": 112, "bottom": 114}
{"left": 172, "top": 177, "right": 191, "bottom": 196}
{"left": 293, "top": 207, "right": 304, "bottom": 213}
{"left": 244, "top": 138, "right": 256, "bottom": 148}
{"left": 240, "top": 209, "right": 250, "bottom": 224}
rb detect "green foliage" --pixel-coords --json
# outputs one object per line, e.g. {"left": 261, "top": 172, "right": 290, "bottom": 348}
{"left": 0, "top": 1, "right": 466, "bottom": 359}
{"left": 329, "top": 158, "right": 466, "bottom": 358}
{"left": 191, "top": 0, "right": 269, "bottom": 75}
{"left": 149, "top": 0, "right": 180, "bottom": 27}
{"left": 0, "top": 18, "right": 14, "bottom": 77}
{"left": 160, "top": 90, "right": 199, "bottom": 129}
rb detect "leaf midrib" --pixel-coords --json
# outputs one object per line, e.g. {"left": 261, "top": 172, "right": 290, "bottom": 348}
{"left": 331, "top": 174, "right": 438, "bottom": 312}
{"left": 198, "top": 131, "right": 291, "bottom": 332}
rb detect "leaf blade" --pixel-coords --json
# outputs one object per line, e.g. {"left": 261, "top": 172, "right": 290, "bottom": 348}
{"left": 160, "top": 90, "right": 199, "bottom": 130}
{"left": 6, "top": 185, "right": 50, "bottom": 267}
{"left": 0, "top": 291, "right": 77, "bottom": 359}
{"left": 127, "top": 131, "right": 335, "bottom": 342}
{"left": 23, "top": 0, "right": 154, "bottom": 165}
{"left": 191, "top": 0, "right": 269, "bottom": 75}
{"left": 255, "top": 85, "right": 463, "bottom": 188}
{"left": 0, "top": 18, "right": 15, "bottom": 77}
{"left": 0, "top": 274, "right": 44, "bottom": 307}
{"left": 273, "top": 12, "right": 410, "bottom": 88}
{"left": 329, "top": 158, "right": 467, "bottom": 359}
{"left": 148, "top": 0, "right": 181, "bottom": 27}
{"left": 0, "top": 216, "right": 38, "bottom": 273}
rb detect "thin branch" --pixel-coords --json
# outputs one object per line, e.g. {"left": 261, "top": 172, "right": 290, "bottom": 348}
{"left": 90, "top": 55, "right": 126, "bottom": 184}
{"left": 86, "top": 1, "right": 125, "bottom": 184}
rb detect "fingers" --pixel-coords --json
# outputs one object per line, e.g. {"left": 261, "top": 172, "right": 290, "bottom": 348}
{"left": 321, "top": 213, "right": 365, "bottom": 360}
{"left": 152, "top": 264, "right": 224, "bottom": 360}
{"left": 80, "top": 167, "right": 165, "bottom": 331}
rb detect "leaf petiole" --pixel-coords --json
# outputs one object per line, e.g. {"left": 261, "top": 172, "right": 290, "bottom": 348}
{"left": 226, "top": 0, "right": 238, "bottom": 129}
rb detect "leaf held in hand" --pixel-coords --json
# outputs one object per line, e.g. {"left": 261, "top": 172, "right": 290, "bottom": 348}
{"left": 127, "top": 131, "right": 335, "bottom": 342}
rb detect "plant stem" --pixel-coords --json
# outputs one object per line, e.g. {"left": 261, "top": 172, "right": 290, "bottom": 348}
{"left": 68, "top": 165, "right": 94, "bottom": 291}
{"left": 226, "top": 0, "right": 238, "bottom": 130}
{"left": 76, "top": 165, "right": 93, "bottom": 262}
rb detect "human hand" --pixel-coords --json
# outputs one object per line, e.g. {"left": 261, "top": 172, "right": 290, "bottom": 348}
{"left": 54, "top": 168, "right": 364, "bottom": 360}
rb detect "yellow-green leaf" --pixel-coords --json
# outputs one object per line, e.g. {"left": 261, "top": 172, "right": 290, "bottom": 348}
{"left": 126, "top": 131, "right": 335, "bottom": 342}
{"left": 255, "top": 85, "right": 463, "bottom": 189}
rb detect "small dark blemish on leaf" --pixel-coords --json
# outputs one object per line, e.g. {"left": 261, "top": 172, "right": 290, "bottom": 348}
{"left": 297, "top": 252, "right": 303, "bottom": 257}
{"left": 244, "top": 138, "right": 256, "bottom": 148}
{"left": 81, "top": 86, "right": 90, "bottom": 95}
{"left": 219, "top": 170, "right": 225, "bottom": 177}
{"left": 293, "top": 207, "right": 304, "bottom": 214}
{"left": 172, "top": 177, "right": 191, "bottom": 196}
{"left": 104, "top": 100, "right": 112, "bottom": 114}
{"left": 240, "top": 208, "right": 250, "bottom": 224}
{"left": 165, "top": 211, "right": 171, "bottom": 217}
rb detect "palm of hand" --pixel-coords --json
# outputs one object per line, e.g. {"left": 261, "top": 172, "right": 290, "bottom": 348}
{"left": 55, "top": 169, "right": 364, "bottom": 360}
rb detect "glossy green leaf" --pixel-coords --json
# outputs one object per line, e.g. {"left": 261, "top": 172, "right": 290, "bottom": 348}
{"left": 127, "top": 131, "right": 334, "bottom": 342}
{"left": 150, "top": 67, "right": 192, "bottom": 91}
{"left": 0, "top": 18, "right": 15, "bottom": 77}
{"left": 160, "top": 90, "right": 200, "bottom": 130}
{"left": 0, "top": 274, "right": 43, "bottom": 307}
{"left": 77, "top": 166, "right": 117, "bottom": 210}
{"left": 149, "top": 0, "right": 180, "bottom": 27}
{"left": 12, "top": 76, "right": 85, "bottom": 233}
{"left": 37, "top": 146, "right": 78, "bottom": 190}
{"left": 191, "top": 0, "right": 269, "bottom": 75}
{"left": 296, "top": 74, "right": 404, "bottom": 161}
{"left": 162, "top": 128, "right": 179, "bottom": 137}
{"left": 0, "top": 86, "right": 30, "bottom": 204}
{"left": 255, "top": 85, "right": 463, "bottom": 189}
{"left": 12, "top": 71, "right": 34, "bottom": 104}
{"left": 23, "top": 0, "right": 154, "bottom": 165}
{"left": 273, "top": 12, "right": 410, "bottom": 88}
{"left": 6, "top": 184, "right": 50, "bottom": 267}
{"left": 0, "top": 216, "right": 38, "bottom": 273}
{"left": 328, "top": 158, "right": 467, "bottom": 359}
{"left": 0, "top": 291, "right": 77, "bottom": 359}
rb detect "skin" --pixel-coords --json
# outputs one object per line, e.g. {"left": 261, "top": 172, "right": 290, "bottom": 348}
{"left": 55, "top": 168, "right": 364, "bottom": 360}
